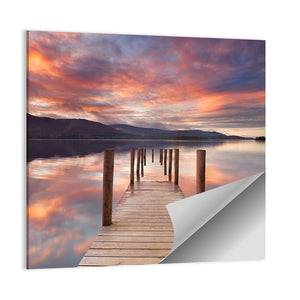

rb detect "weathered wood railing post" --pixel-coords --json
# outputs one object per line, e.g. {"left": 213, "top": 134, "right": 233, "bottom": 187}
{"left": 130, "top": 148, "right": 135, "bottom": 185}
{"left": 102, "top": 149, "right": 114, "bottom": 226}
{"left": 174, "top": 148, "right": 179, "bottom": 185}
{"left": 136, "top": 148, "right": 141, "bottom": 181}
{"left": 152, "top": 149, "right": 154, "bottom": 163}
{"left": 160, "top": 149, "right": 163, "bottom": 165}
{"left": 164, "top": 149, "right": 167, "bottom": 175}
{"left": 144, "top": 148, "right": 146, "bottom": 166}
{"left": 196, "top": 149, "right": 206, "bottom": 193}
{"left": 168, "top": 149, "right": 173, "bottom": 181}
{"left": 141, "top": 148, "right": 144, "bottom": 177}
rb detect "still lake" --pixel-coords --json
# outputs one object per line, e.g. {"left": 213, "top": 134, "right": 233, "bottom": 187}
{"left": 27, "top": 139, "right": 265, "bottom": 268}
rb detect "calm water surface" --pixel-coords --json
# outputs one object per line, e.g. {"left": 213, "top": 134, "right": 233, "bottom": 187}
{"left": 27, "top": 139, "right": 265, "bottom": 268}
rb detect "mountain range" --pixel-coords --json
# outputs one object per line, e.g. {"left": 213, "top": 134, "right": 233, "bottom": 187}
{"left": 27, "top": 113, "right": 247, "bottom": 140}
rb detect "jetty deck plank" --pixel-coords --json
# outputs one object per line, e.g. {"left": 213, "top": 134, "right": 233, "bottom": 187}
{"left": 78, "top": 181, "right": 185, "bottom": 267}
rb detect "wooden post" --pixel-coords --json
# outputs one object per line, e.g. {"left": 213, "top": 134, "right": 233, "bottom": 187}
{"left": 196, "top": 149, "right": 206, "bottom": 193}
{"left": 130, "top": 148, "right": 135, "bottom": 185}
{"left": 102, "top": 149, "right": 114, "bottom": 226}
{"left": 141, "top": 148, "right": 144, "bottom": 166}
{"left": 168, "top": 149, "right": 173, "bottom": 181}
{"left": 136, "top": 148, "right": 140, "bottom": 182}
{"left": 152, "top": 149, "right": 154, "bottom": 163}
{"left": 160, "top": 149, "right": 163, "bottom": 165}
{"left": 141, "top": 148, "right": 144, "bottom": 177}
{"left": 174, "top": 149, "right": 179, "bottom": 185}
{"left": 144, "top": 148, "right": 146, "bottom": 166}
{"left": 136, "top": 149, "right": 140, "bottom": 174}
{"left": 164, "top": 149, "right": 167, "bottom": 175}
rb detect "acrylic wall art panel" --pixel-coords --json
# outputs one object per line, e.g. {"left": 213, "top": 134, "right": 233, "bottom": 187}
{"left": 26, "top": 31, "right": 265, "bottom": 269}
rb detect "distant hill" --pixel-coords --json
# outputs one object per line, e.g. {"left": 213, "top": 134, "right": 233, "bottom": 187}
{"left": 255, "top": 136, "right": 265, "bottom": 141}
{"left": 111, "top": 124, "right": 170, "bottom": 136}
{"left": 27, "top": 114, "right": 247, "bottom": 140}
{"left": 111, "top": 124, "right": 243, "bottom": 140}
{"left": 27, "top": 114, "right": 130, "bottom": 139}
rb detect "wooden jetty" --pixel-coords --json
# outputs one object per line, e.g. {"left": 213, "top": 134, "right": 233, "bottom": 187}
{"left": 78, "top": 148, "right": 205, "bottom": 267}
{"left": 79, "top": 181, "right": 185, "bottom": 266}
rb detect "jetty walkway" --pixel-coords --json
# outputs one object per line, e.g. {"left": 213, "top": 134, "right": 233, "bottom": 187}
{"left": 78, "top": 148, "right": 205, "bottom": 267}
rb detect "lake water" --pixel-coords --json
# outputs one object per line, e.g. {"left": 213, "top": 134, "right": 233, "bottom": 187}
{"left": 27, "top": 139, "right": 265, "bottom": 268}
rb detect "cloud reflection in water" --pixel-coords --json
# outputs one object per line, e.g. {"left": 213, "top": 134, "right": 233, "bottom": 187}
{"left": 27, "top": 139, "right": 264, "bottom": 268}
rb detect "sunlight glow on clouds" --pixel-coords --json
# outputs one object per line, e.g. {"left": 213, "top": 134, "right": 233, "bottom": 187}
{"left": 27, "top": 31, "right": 265, "bottom": 137}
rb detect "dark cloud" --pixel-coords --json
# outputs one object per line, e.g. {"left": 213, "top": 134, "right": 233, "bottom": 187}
{"left": 27, "top": 31, "right": 265, "bottom": 135}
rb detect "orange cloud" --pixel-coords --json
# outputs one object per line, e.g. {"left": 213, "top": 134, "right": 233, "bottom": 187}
{"left": 27, "top": 31, "right": 265, "bottom": 136}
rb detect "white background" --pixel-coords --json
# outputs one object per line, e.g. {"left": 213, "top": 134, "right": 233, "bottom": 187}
{"left": 1, "top": 0, "right": 299, "bottom": 299}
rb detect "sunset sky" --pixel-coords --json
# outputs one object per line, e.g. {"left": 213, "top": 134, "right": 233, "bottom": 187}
{"left": 27, "top": 31, "right": 265, "bottom": 137}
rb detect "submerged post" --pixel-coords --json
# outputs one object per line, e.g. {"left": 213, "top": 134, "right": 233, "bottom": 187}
{"left": 168, "top": 149, "right": 173, "bottom": 181}
{"left": 174, "top": 148, "right": 179, "bottom": 185}
{"left": 130, "top": 148, "right": 135, "bottom": 185}
{"left": 102, "top": 149, "right": 114, "bottom": 226}
{"left": 196, "top": 149, "right": 206, "bottom": 193}
{"left": 160, "top": 149, "right": 163, "bottom": 165}
{"left": 164, "top": 149, "right": 167, "bottom": 175}
{"left": 141, "top": 148, "right": 144, "bottom": 177}
{"left": 152, "top": 149, "right": 154, "bottom": 163}
{"left": 136, "top": 148, "right": 141, "bottom": 177}
{"left": 144, "top": 148, "right": 146, "bottom": 166}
